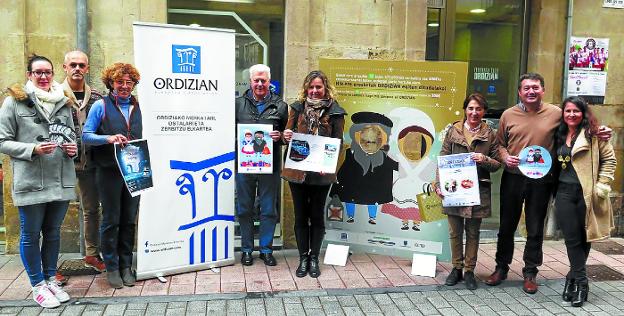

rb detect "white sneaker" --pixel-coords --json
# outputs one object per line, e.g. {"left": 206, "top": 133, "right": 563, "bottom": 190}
{"left": 46, "top": 277, "right": 70, "bottom": 303}
{"left": 32, "top": 281, "right": 61, "bottom": 308}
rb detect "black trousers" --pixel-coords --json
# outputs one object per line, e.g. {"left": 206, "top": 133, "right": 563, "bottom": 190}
{"left": 97, "top": 166, "right": 140, "bottom": 272}
{"left": 555, "top": 182, "right": 591, "bottom": 284}
{"left": 288, "top": 182, "right": 330, "bottom": 256}
{"left": 495, "top": 171, "right": 554, "bottom": 276}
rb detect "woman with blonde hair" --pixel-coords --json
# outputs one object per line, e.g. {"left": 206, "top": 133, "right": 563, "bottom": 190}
{"left": 282, "top": 70, "right": 346, "bottom": 278}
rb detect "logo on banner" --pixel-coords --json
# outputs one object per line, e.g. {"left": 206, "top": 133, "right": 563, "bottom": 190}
{"left": 172, "top": 45, "right": 201, "bottom": 74}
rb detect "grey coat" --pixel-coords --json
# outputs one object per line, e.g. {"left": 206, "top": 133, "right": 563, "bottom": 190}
{"left": 0, "top": 84, "right": 77, "bottom": 206}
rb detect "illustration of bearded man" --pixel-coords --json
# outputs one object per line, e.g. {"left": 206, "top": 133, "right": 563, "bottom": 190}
{"left": 331, "top": 112, "right": 398, "bottom": 224}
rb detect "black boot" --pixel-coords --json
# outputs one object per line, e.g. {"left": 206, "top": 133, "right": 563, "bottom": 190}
{"left": 295, "top": 255, "right": 309, "bottom": 278}
{"left": 309, "top": 255, "right": 321, "bottom": 278}
{"left": 572, "top": 283, "right": 588, "bottom": 307}
{"left": 562, "top": 278, "right": 575, "bottom": 302}
{"left": 445, "top": 268, "right": 463, "bottom": 286}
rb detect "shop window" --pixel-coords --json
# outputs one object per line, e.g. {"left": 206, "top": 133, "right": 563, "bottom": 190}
{"left": 427, "top": 0, "right": 528, "bottom": 116}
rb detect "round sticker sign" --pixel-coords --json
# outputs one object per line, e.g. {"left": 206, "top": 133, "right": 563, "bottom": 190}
{"left": 518, "top": 145, "right": 552, "bottom": 179}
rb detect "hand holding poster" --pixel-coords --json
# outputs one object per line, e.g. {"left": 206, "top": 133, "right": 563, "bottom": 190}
{"left": 114, "top": 139, "right": 153, "bottom": 197}
{"left": 437, "top": 153, "right": 480, "bottom": 207}
{"left": 237, "top": 123, "right": 273, "bottom": 174}
{"left": 284, "top": 132, "right": 341, "bottom": 173}
{"left": 517, "top": 145, "right": 552, "bottom": 179}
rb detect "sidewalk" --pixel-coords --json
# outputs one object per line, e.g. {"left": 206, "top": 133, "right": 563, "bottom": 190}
{"left": 1, "top": 239, "right": 624, "bottom": 312}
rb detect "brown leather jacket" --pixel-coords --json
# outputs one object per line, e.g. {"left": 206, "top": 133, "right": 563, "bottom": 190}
{"left": 436, "top": 121, "right": 501, "bottom": 218}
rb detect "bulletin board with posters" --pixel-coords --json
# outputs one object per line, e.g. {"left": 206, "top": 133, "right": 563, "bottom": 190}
{"left": 321, "top": 59, "right": 468, "bottom": 261}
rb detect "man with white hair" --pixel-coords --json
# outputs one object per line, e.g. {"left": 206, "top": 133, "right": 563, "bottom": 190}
{"left": 235, "top": 64, "right": 288, "bottom": 266}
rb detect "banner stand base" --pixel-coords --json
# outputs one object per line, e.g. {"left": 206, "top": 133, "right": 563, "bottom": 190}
{"left": 137, "top": 257, "right": 235, "bottom": 281}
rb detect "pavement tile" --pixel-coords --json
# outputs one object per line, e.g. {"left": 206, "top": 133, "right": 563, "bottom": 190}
{"left": 271, "top": 279, "right": 297, "bottom": 291}
{"left": 341, "top": 306, "right": 364, "bottom": 316}
{"left": 170, "top": 272, "right": 196, "bottom": 285}
{"left": 165, "top": 308, "right": 186, "bottom": 316}
{"left": 0, "top": 287, "right": 30, "bottom": 300}
{"left": 283, "top": 302, "right": 305, "bottom": 315}
{"left": 195, "top": 282, "right": 220, "bottom": 294}
{"left": 321, "top": 301, "right": 345, "bottom": 316}
{"left": 316, "top": 266, "right": 340, "bottom": 281}
{"left": 369, "top": 254, "right": 400, "bottom": 269}
{"left": 349, "top": 254, "right": 373, "bottom": 263}
{"left": 167, "top": 284, "right": 195, "bottom": 295}
{"left": 203, "top": 300, "right": 224, "bottom": 314}
{"left": 146, "top": 303, "right": 167, "bottom": 316}
{"left": 195, "top": 273, "right": 220, "bottom": 285}
{"left": 292, "top": 276, "right": 321, "bottom": 290}
{"left": 318, "top": 278, "right": 346, "bottom": 289}
{"left": 112, "top": 284, "right": 143, "bottom": 297}
{"left": 60, "top": 305, "right": 85, "bottom": 316}
{"left": 221, "top": 282, "right": 245, "bottom": 293}
{"left": 103, "top": 303, "right": 126, "bottom": 316}
{"left": 383, "top": 268, "right": 416, "bottom": 286}
{"left": 352, "top": 262, "right": 385, "bottom": 279}
{"left": 336, "top": 295, "right": 358, "bottom": 307}
{"left": 0, "top": 260, "right": 24, "bottom": 280}
{"left": 301, "top": 296, "right": 322, "bottom": 309}
{"left": 139, "top": 281, "right": 169, "bottom": 296}
{"left": 84, "top": 277, "right": 115, "bottom": 297}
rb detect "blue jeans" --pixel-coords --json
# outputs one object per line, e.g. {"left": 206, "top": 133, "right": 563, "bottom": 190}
{"left": 18, "top": 201, "right": 69, "bottom": 286}
{"left": 345, "top": 203, "right": 378, "bottom": 218}
{"left": 235, "top": 172, "right": 279, "bottom": 254}
{"left": 97, "top": 166, "right": 140, "bottom": 272}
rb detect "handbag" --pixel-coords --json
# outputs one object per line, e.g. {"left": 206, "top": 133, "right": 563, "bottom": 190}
{"left": 416, "top": 183, "right": 446, "bottom": 222}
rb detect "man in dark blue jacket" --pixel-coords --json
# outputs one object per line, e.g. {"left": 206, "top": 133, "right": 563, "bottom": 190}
{"left": 236, "top": 64, "right": 288, "bottom": 266}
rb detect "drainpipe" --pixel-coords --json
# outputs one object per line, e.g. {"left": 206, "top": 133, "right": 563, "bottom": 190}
{"left": 546, "top": 0, "right": 574, "bottom": 240}
{"left": 76, "top": 0, "right": 88, "bottom": 256}
{"left": 561, "top": 0, "right": 573, "bottom": 101}
{"left": 76, "top": 0, "right": 88, "bottom": 53}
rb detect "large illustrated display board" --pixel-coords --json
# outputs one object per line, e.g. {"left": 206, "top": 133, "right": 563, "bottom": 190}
{"left": 133, "top": 22, "right": 235, "bottom": 280}
{"left": 321, "top": 59, "right": 468, "bottom": 262}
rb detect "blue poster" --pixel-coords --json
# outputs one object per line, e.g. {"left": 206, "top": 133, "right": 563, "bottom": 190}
{"left": 114, "top": 139, "right": 153, "bottom": 196}
{"left": 518, "top": 145, "right": 552, "bottom": 179}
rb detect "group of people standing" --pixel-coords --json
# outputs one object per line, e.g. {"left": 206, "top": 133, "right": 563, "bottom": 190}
{"left": 235, "top": 66, "right": 345, "bottom": 279}
{"left": 0, "top": 55, "right": 616, "bottom": 310}
{"left": 435, "top": 73, "right": 616, "bottom": 308}
{"left": 0, "top": 51, "right": 143, "bottom": 308}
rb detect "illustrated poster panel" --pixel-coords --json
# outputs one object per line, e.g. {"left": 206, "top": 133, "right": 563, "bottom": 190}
{"left": 133, "top": 23, "right": 235, "bottom": 280}
{"left": 437, "top": 153, "right": 480, "bottom": 207}
{"left": 284, "top": 132, "right": 341, "bottom": 173}
{"left": 114, "top": 139, "right": 153, "bottom": 197}
{"left": 321, "top": 59, "right": 468, "bottom": 262}
{"left": 237, "top": 123, "right": 273, "bottom": 174}
{"left": 567, "top": 36, "right": 609, "bottom": 104}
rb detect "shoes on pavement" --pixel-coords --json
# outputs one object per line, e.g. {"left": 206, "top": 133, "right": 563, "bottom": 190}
{"left": 241, "top": 252, "right": 253, "bottom": 266}
{"left": 84, "top": 255, "right": 106, "bottom": 272}
{"left": 309, "top": 255, "right": 321, "bottom": 278}
{"left": 32, "top": 281, "right": 61, "bottom": 309}
{"left": 259, "top": 253, "right": 277, "bottom": 266}
{"left": 464, "top": 271, "right": 478, "bottom": 290}
{"left": 485, "top": 268, "right": 507, "bottom": 286}
{"left": 54, "top": 272, "right": 67, "bottom": 286}
{"left": 571, "top": 283, "right": 588, "bottom": 307}
{"left": 445, "top": 268, "right": 463, "bottom": 286}
{"left": 107, "top": 270, "right": 123, "bottom": 289}
{"left": 296, "top": 255, "right": 309, "bottom": 278}
{"left": 563, "top": 278, "right": 575, "bottom": 302}
{"left": 523, "top": 275, "right": 538, "bottom": 294}
{"left": 121, "top": 267, "right": 136, "bottom": 287}
{"left": 46, "top": 277, "right": 70, "bottom": 303}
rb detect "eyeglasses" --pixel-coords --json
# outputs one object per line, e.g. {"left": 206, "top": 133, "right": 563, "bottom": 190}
{"left": 68, "top": 62, "right": 87, "bottom": 69}
{"left": 30, "top": 70, "right": 54, "bottom": 78}
{"left": 114, "top": 80, "right": 135, "bottom": 87}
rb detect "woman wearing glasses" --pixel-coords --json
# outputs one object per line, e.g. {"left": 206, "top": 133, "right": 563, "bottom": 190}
{"left": 83, "top": 63, "right": 142, "bottom": 289}
{"left": 0, "top": 55, "right": 76, "bottom": 308}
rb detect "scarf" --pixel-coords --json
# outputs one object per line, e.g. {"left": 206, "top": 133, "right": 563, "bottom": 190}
{"left": 303, "top": 97, "right": 331, "bottom": 135}
{"left": 26, "top": 80, "right": 65, "bottom": 119}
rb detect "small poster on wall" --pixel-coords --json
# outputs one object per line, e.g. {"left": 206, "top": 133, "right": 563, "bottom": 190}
{"left": 603, "top": 0, "right": 624, "bottom": 9}
{"left": 567, "top": 36, "right": 609, "bottom": 104}
{"left": 237, "top": 123, "right": 273, "bottom": 174}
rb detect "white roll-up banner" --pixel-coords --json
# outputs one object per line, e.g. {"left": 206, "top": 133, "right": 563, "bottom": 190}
{"left": 133, "top": 22, "right": 235, "bottom": 280}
